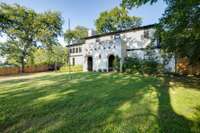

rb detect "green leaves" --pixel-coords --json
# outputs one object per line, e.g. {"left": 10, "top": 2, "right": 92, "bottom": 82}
{"left": 64, "top": 26, "right": 88, "bottom": 44}
{"left": 158, "top": 0, "right": 200, "bottom": 64}
{"left": 95, "top": 7, "right": 142, "bottom": 33}
{"left": 0, "top": 3, "right": 63, "bottom": 71}
{"left": 121, "top": 0, "right": 200, "bottom": 64}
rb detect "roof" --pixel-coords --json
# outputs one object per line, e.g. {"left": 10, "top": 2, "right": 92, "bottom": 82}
{"left": 84, "top": 24, "right": 157, "bottom": 39}
{"left": 66, "top": 24, "right": 157, "bottom": 47}
{"left": 66, "top": 41, "right": 85, "bottom": 47}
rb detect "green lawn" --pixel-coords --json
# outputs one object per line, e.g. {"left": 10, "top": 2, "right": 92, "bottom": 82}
{"left": 0, "top": 72, "right": 200, "bottom": 133}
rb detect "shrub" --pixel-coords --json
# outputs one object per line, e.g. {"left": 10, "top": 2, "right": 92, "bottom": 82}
{"left": 123, "top": 57, "right": 143, "bottom": 74}
{"left": 123, "top": 57, "right": 163, "bottom": 75}
{"left": 142, "top": 59, "right": 163, "bottom": 75}
{"left": 59, "top": 65, "right": 83, "bottom": 72}
{"left": 113, "top": 56, "right": 121, "bottom": 72}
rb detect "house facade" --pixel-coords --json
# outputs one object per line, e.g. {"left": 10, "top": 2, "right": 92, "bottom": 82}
{"left": 67, "top": 24, "right": 175, "bottom": 72}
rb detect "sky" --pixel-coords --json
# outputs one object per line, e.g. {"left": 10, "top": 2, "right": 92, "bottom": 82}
{"left": 0, "top": 0, "right": 167, "bottom": 45}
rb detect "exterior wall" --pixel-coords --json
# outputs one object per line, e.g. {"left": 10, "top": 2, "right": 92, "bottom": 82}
{"left": 68, "top": 26, "right": 175, "bottom": 72}
{"left": 67, "top": 45, "right": 83, "bottom": 66}
{"left": 121, "top": 28, "right": 156, "bottom": 49}
{"left": 127, "top": 49, "right": 175, "bottom": 72}
{"left": 69, "top": 55, "right": 83, "bottom": 66}
{"left": 83, "top": 36, "right": 122, "bottom": 72}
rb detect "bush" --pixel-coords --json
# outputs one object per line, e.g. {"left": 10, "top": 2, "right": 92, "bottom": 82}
{"left": 142, "top": 59, "right": 163, "bottom": 75}
{"left": 123, "top": 57, "right": 142, "bottom": 74}
{"left": 113, "top": 56, "right": 121, "bottom": 72}
{"left": 123, "top": 57, "right": 163, "bottom": 75}
{"left": 59, "top": 65, "right": 83, "bottom": 72}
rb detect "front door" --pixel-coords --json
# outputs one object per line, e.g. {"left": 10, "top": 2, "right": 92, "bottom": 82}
{"left": 108, "top": 55, "right": 115, "bottom": 71}
{"left": 87, "top": 56, "right": 93, "bottom": 71}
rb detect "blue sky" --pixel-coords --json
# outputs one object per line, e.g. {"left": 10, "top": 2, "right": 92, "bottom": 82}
{"left": 0, "top": 0, "right": 167, "bottom": 44}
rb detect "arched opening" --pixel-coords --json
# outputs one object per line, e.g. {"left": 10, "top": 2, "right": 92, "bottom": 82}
{"left": 87, "top": 56, "right": 93, "bottom": 71}
{"left": 108, "top": 55, "right": 115, "bottom": 72}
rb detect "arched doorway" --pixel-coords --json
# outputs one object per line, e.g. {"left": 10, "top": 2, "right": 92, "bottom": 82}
{"left": 108, "top": 55, "right": 115, "bottom": 72}
{"left": 87, "top": 56, "right": 93, "bottom": 71}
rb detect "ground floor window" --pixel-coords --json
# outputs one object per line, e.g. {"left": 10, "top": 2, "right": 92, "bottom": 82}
{"left": 72, "top": 58, "right": 75, "bottom": 66}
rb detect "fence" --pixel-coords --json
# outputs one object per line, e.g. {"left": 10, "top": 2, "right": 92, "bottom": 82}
{"left": 0, "top": 65, "right": 50, "bottom": 76}
{"left": 176, "top": 58, "right": 200, "bottom": 75}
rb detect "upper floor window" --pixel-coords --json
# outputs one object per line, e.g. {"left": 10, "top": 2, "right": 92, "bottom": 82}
{"left": 79, "top": 47, "right": 82, "bottom": 53}
{"left": 73, "top": 48, "right": 75, "bottom": 53}
{"left": 144, "top": 30, "right": 149, "bottom": 39}
{"left": 114, "top": 34, "right": 120, "bottom": 39}
{"left": 96, "top": 38, "right": 100, "bottom": 42}
{"left": 69, "top": 48, "right": 72, "bottom": 53}
{"left": 76, "top": 48, "right": 79, "bottom": 53}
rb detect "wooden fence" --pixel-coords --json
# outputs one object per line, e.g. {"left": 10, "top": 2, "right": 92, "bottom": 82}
{"left": 176, "top": 58, "right": 200, "bottom": 75}
{"left": 0, "top": 65, "right": 50, "bottom": 76}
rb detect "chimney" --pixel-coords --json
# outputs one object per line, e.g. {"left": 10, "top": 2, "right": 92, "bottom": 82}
{"left": 88, "top": 29, "right": 96, "bottom": 37}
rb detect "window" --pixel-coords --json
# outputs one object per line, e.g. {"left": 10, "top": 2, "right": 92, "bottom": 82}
{"left": 72, "top": 58, "right": 75, "bottom": 66}
{"left": 96, "top": 38, "right": 100, "bottom": 42}
{"left": 72, "top": 48, "right": 75, "bottom": 53}
{"left": 144, "top": 30, "right": 149, "bottom": 39}
{"left": 114, "top": 34, "right": 120, "bottom": 39}
{"left": 69, "top": 48, "right": 72, "bottom": 53}
{"left": 76, "top": 48, "right": 78, "bottom": 53}
{"left": 79, "top": 47, "right": 82, "bottom": 53}
{"left": 157, "top": 37, "right": 161, "bottom": 48}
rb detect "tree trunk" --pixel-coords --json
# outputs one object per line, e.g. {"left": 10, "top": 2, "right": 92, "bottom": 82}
{"left": 54, "top": 63, "right": 57, "bottom": 71}
{"left": 21, "top": 57, "right": 25, "bottom": 73}
{"left": 21, "top": 56, "right": 25, "bottom": 73}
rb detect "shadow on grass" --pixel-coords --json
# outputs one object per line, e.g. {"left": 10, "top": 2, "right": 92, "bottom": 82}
{"left": 0, "top": 72, "right": 200, "bottom": 132}
{"left": 156, "top": 76, "right": 194, "bottom": 133}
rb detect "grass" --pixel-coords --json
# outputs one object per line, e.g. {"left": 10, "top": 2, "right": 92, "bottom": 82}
{"left": 0, "top": 72, "right": 200, "bottom": 133}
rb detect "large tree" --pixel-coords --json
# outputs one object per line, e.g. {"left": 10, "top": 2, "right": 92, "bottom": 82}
{"left": 122, "top": 0, "right": 200, "bottom": 64}
{"left": 95, "top": 7, "right": 142, "bottom": 33}
{"left": 64, "top": 26, "right": 88, "bottom": 45}
{"left": 0, "top": 3, "right": 63, "bottom": 72}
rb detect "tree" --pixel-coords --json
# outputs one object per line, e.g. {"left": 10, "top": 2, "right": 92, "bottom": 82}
{"left": 25, "top": 45, "right": 68, "bottom": 70}
{"left": 121, "top": 0, "right": 200, "bottom": 64}
{"left": 0, "top": 3, "right": 63, "bottom": 72}
{"left": 64, "top": 26, "right": 88, "bottom": 45}
{"left": 95, "top": 7, "right": 142, "bottom": 33}
{"left": 47, "top": 45, "right": 68, "bottom": 70}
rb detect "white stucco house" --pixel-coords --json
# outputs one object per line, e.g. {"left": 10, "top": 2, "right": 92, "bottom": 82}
{"left": 66, "top": 24, "right": 175, "bottom": 72}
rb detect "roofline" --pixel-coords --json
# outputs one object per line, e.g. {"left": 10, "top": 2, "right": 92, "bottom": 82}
{"left": 84, "top": 24, "right": 157, "bottom": 40}
{"left": 66, "top": 41, "right": 84, "bottom": 47}
{"left": 66, "top": 24, "right": 157, "bottom": 47}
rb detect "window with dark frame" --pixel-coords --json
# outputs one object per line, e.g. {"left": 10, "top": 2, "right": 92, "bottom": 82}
{"left": 96, "top": 38, "right": 100, "bottom": 42}
{"left": 79, "top": 47, "right": 82, "bottom": 52}
{"left": 144, "top": 30, "right": 149, "bottom": 39}
{"left": 72, "top": 58, "right": 75, "bottom": 66}
{"left": 76, "top": 47, "right": 78, "bottom": 53}
{"left": 69, "top": 48, "right": 72, "bottom": 53}
{"left": 114, "top": 34, "right": 120, "bottom": 39}
{"left": 73, "top": 48, "right": 75, "bottom": 53}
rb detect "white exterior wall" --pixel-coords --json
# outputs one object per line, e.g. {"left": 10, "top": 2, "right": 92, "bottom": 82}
{"left": 83, "top": 36, "right": 122, "bottom": 72}
{"left": 68, "top": 45, "right": 83, "bottom": 66}
{"left": 69, "top": 56, "right": 83, "bottom": 65}
{"left": 69, "top": 26, "right": 175, "bottom": 72}
{"left": 121, "top": 29, "right": 175, "bottom": 72}
{"left": 121, "top": 28, "right": 155, "bottom": 49}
